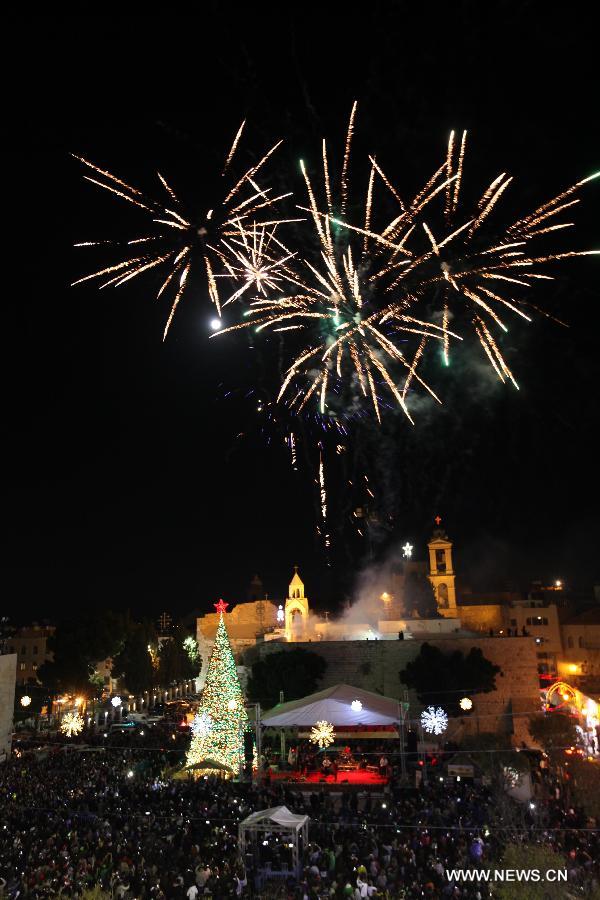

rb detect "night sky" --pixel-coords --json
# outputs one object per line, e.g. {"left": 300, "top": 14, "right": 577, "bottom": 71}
{"left": 4, "top": 6, "right": 599, "bottom": 623}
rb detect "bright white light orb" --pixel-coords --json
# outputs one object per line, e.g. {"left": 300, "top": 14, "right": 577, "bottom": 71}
{"left": 351, "top": 700, "right": 363, "bottom": 712}
{"left": 420, "top": 706, "right": 449, "bottom": 736}
{"left": 402, "top": 542, "right": 413, "bottom": 559}
{"left": 210, "top": 318, "right": 222, "bottom": 331}
{"left": 20, "top": 695, "right": 32, "bottom": 707}
{"left": 227, "top": 699, "right": 237, "bottom": 711}
{"left": 460, "top": 697, "right": 473, "bottom": 711}
{"left": 111, "top": 696, "right": 122, "bottom": 708}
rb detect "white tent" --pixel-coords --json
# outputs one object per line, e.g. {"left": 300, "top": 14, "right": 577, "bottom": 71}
{"left": 239, "top": 806, "right": 309, "bottom": 883}
{"left": 261, "top": 683, "right": 401, "bottom": 727}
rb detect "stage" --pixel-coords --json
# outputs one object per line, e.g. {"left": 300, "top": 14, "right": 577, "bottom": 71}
{"left": 268, "top": 769, "right": 388, "bottom": 791}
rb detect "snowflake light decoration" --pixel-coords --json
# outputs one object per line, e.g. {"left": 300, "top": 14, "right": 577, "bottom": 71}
{"left": 420, "top": 706, "right": 448, "bottom": 736}
{"left": 191, "top": 711, "right": 213, "bottom": 738}
{"left": 61, "top": 712, "right": 84, "bottom": 738}
{"left": 20, "top": 695, "right": 32, "bottom": 707}
{"left": 351, "top": 700, "right": 363, "bottom": 712}
{"left": 309, "top": 720, "right": 335, "bottom": 748}
{"left": 111, "top": 695, "right": 122, "bottom": 708}
{"left": 460, "top": 697, "right": 473, "bottom": 711}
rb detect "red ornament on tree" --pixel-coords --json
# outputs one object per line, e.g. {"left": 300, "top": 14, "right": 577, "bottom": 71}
{"left": 214, "top": 599, "right": 229, "bottom": 615}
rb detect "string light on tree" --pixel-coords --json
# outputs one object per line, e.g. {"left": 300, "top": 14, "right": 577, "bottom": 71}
{"left": 61, "top": 712, "right": 84, "bottom": 738}
{"left": 186, "top": 600, "right": 248, "bottom": 774}
{"left": 309, "top": 720, "right": 335, "bottom": 749}
{"left": 460, "top": 697, "right": 473, "bottom": 711}
{"left": 420, "top": 706, "right": 449, "bottom": 735}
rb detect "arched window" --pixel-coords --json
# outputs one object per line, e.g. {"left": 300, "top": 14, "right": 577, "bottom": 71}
{"left": 438, "top": 583, "right": 449, "bottom": 607}
{"left": 32, "top": 645, "right": 38, "bottom": 655}
{"left": 567, "top": 636, "right": 573, "bottom": 648}
{"left": 579, "top": 636, "right": 584, "bottom": 648}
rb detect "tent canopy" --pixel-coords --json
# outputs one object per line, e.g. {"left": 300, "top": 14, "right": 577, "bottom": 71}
{"left": 240, "top": 805, "right": 309, "bottom": 831}
{"left": 261, "top": 684, "right": 401, "bottom": 727}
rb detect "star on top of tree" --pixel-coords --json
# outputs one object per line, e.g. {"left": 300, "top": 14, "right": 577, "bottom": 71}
{"left": 214, "top": 599, "right": 229, "bottom": 615}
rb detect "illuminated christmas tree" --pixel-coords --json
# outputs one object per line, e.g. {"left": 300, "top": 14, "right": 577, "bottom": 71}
{"left": 186, "top": 600, "right": 248, "bottom": 774}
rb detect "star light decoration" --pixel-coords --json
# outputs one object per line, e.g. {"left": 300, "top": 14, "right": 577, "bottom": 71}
{"left": 61, "top": 711, "right": 85, "bottom": 738}
{"left": 402, "top": 542, "right": 413, "bottom": 559}
{"left": 351, "top": 699, "right": 363, "bottom": 712}
{"left": 420, "top": 706, "right": 449, "bottom": 736}
{"left": 460, "top": 697, "right": 473, "bottom": 711}
{"left": 309, "top": 720, "right": 335, "bottom": 749}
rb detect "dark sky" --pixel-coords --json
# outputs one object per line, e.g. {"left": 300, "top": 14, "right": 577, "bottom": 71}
{"left": 4, "top": 6, "right": 599, "bottom": 623}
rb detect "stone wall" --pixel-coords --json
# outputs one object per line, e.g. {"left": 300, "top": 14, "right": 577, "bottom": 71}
{"left": 457, "top": 604, "right": 505, "bottom": 633}
{"left": 247, "top": 635, "right": 540, "bottom": 746}
{"left": 0, "top": 654, "right": 17, "bottom": 761}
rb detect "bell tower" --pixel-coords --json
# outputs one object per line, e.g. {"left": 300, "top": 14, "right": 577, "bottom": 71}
{"left": 285, "top": 566, "right": 310, "bottom": 641}
{"left": 428, "top": 517, "right": 457, "bottom": 616}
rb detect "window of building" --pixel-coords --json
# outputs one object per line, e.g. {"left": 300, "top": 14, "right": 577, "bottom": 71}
{"left": 567, "top": 636, "right": 574, "bottom": 648}
{"left": 32, "top": 645, "right": 38, "bottom": 655}
{"left": 21, "top": 646, "right": 27, "bottom": 655}
{"left": 510, "top": 619, "right": 517, "bottom": 626}
{"left": 579, "top": 636, "right": 584, "bottom": 648}
{"left": 435, "top": 549, "right": 447, "bottom": 572}
{"left": 19, "top": 662, "right": 26, "bottom": 671}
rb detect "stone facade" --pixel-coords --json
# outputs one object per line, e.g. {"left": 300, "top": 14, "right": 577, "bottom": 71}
{"left": 5, "top": 624, "right": 54, "bottom": 686}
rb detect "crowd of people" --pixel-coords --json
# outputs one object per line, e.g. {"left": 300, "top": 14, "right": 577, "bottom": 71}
{"left": 1, "top": 736, "right": 599, "bottom": 899}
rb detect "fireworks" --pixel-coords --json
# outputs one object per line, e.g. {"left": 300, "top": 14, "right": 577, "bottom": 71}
{"left": 73, "top": 107, "right": 598, "bottom": 549}
{"left": 213, "top": 106, "right": 598, "bottom": 426}
{"left": 420, "top": 706, "right": 449, "bottom": 735}
{"left": 72, "top": 122, "right": 287, "bottom": 337}
{"left": 74, "top": 106, "right": 598, "bottom": 419}
{"left": 61, "top": 711, "right": 84, "bottom": 737}
{"left": 309, "top": 719, "right": 335, "bottom": 748}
